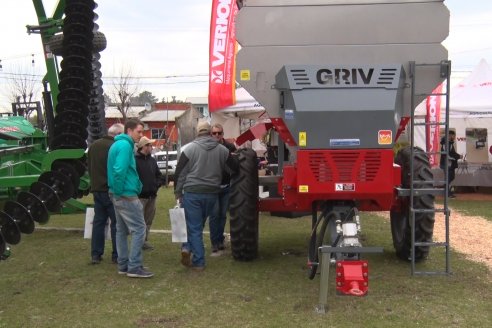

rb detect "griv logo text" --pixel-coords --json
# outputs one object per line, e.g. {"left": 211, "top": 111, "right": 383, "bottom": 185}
{"left": 316, "top": 68, "right": 375, "bottom": 85}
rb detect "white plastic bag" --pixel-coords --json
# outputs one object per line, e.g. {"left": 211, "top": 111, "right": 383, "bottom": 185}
{"left": 169, "top": 202, "right": 187, "bottom": 243}
{"left": 84, "top": 207, "right": 111, "bottom": 240}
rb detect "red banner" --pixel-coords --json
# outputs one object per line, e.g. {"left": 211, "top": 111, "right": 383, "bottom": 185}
{"left": 208, "top": 0, "right": 238, "bottom": 112}
{"left": 425, "top": 84, "right": 443, "bottom": 167}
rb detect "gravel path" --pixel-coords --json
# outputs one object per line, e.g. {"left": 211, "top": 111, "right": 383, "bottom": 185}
{"left": 433, "top": 210, "right": 492, "bottom": 272}
{"left": 376, "top": 193, "right": 492, "bottom": 273}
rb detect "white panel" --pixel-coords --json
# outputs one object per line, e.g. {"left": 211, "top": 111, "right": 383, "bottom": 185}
{"left": 242, "top": 0, "right": 443, "bottom": 6}
{"left": 237, "top": 2, "right": 449, "bottom": 46}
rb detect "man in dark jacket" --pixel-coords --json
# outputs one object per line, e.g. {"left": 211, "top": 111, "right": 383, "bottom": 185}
{"left": 209, "top": 123, "right": 236, "bottom": 256}
{"left": 135, "top": 136, "right": 163, "bottom": 250}
{"left": 87, "top": 123, "right": 124, "bottom": 264}
{"left": 174, "top": 121, "right": 237, "bottom": 271}
{"left": 440, "top": 130, "right": 462, "bottom": 198}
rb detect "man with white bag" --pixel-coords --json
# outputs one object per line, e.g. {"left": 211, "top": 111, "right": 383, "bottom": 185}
{"left": 174, "top": 121, "right": 237, "bottom": 271}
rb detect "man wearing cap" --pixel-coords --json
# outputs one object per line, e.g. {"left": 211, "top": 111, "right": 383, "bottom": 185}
{"left": 174, "top": 120, "right": 237, "bottom": 271}
{"left": 108, "top": 119, "right": 153, "bottom": 278}
{"left": 135, "top": 136, "right": 163, "bottom": 250}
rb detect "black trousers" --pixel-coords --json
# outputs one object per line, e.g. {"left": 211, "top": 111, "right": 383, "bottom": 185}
{"left": 445, "top": 168, "right": 456, "bottom": 195}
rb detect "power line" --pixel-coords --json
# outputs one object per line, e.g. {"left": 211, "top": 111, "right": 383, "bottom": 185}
{"left": 0, "top": 71, "right": 209, "bottom": 79}
{"left": 0, "top": 53, "right": 43, "bottom": 61}
{"left": 0, "top": 72, "right": 42, "bottom": 78}
{"left": 121, "top": 80, "right": 208, "bottom": 86}
{"left": 0, "top": 75, "right": 208, "bottom": 86}
{"left": 452, "top": 47, "right": 492, "bottom": 54}
{"left": 107, "top": 74, "right": 208, "bottom": 79}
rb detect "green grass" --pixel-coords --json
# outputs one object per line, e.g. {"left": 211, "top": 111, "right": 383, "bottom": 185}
{"left": 445, "top": 199, "right": 492, "bottom": 222}
{"left": 1, "top": 188, "right": 491, "bottom": 327}
{"left": 435, "top": 196, "right": 492, "bottom": 222}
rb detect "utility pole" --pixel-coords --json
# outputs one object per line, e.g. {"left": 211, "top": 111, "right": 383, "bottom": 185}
{"left": 165, "top": 97, "right": 169, "bottom": 186}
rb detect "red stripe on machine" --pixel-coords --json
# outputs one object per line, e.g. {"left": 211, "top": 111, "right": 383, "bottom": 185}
{"left": 425, "top": 84, "right": 442, "bottom": 167}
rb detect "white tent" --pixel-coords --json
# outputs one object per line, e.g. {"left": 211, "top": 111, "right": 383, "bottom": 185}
{"left": 414, "top": 59, "right": 492, "bottom": 186}
{"left": 211, "top": 87, "right": 267, "bottom": 139}
{"left": 450, "top": 58, "right": 492, "bottom": 116}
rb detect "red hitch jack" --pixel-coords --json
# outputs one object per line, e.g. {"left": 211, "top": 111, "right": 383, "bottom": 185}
{"left": 336, "top": 260, "right": 369, "bottom": 296}
{"left": 316, "top": 246, "right": 383, "bottom": 314}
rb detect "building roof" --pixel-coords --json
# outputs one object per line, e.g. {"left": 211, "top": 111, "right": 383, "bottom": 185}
{"left": 105, "top": 106, "right": 146, "bottom": 118}
{"left": 140, "top": 110, "right": 186, "bottom": 122}
{"left": 0, "top": 107, "right": 11, "bottom": 114}
{"left": 154, "top": 103, "right": 191, "bottom": 111}
{"left": 185, "top": 96, "right": 208, "bottom": 105}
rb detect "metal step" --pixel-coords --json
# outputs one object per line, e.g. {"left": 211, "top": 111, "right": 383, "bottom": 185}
{"left": 413, "top": 208, "right": 450, "bottom": 215}
{"left": 396, "top": 187, "right": 444, "bottom": 197}
{"left": 413, "top": 121, "right": 448, "bottom": 127}
{"left": 414, "top": 92, "right": 448, "bottom": 97}
{"left": 413, "top": 271, "right": 451, "bottom": 276}
{"left": 414, "top": 241, "right": 448, "bottom": 247}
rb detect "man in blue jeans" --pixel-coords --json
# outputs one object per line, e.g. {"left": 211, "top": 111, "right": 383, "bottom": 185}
{"left": 108, "top": 119, "right": 153, "bottom": 278}
{"left": 174, "top": 121, "right": 236, "bottom": 271}
{"left": 209, "top": 123, "right": 236, "bottom": 256}
{"left": 87, "top": 123, "right": 124, "bottom": 264}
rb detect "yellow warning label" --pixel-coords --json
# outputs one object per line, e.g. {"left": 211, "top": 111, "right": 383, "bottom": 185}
{"left": 299, "top": 185, "right": 309, "bottom": 193}
{"left": 240, "top": 70, "right": 250, "bottom": 81}
{"left": 378, "top": 130, "right": 392, "bottom": 145}
{"left": 299, "top": 132, "right": 307, "bottom": 147}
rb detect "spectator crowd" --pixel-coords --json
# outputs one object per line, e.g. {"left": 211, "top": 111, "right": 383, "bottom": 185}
{"left": 88, "top": 119, "right": 236, "bottom": 278}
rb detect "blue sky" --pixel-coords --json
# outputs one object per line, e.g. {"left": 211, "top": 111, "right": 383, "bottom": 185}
{"left": 0, "top": 0, "right": 491, "bottom": 110}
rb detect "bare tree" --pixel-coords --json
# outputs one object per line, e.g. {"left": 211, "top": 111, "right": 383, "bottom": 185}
{"left": 108, "top": 65, "right": 139, "bottom": 122}
{"left": 2, "top": 63, "right": 41, "bottom": 118}
{"left": 0, "top": 62, "right": 44, "bottom": 127}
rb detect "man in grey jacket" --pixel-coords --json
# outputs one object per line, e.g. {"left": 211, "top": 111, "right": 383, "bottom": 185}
{"left": 174, "top": 120, "right": 236, "bottom": 271}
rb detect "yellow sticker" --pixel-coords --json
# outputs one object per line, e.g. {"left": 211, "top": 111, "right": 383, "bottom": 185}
{"left": 378, "top": 130, "right": 392, "bottom": 145}
{"left": 240, "top": 70, "right": 250, "bottom": 81}
{"left": 299, "top": 185, "right": 309, "bottom": 193}
{"left": 299, "top": 132, "right": 307, "bottom": 147}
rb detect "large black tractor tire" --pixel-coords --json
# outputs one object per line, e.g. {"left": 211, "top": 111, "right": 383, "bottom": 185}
{"left": 48, "top": 31, "right": 107, "bottom": 56}
{"left": 229, "top": 148, "right": 259, "bottom": 261}
{"left": 391, "top": 146, "right": 435, "bottom": 261}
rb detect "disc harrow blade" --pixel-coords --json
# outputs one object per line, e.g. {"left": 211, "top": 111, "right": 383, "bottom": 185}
{"left": 0, "top": 211, "right": 21, "bottom": 245}
{"left": 17, "top": 191, "right": 50, "bottom": 224}
{"left": 38, "top": 171, "right": 75, "bottom": 202}
{"left": 30, "top": 181, "right": 62, "bottom": 213}
{"left": 4, "top": 201, "right": 35, "bottom": 234}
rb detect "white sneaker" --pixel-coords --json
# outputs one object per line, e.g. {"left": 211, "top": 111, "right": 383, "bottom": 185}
{"left": 210, "top": 250, "right": 223, "bottom": 257}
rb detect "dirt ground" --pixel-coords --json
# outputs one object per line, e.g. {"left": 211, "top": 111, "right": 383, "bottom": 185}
{"left": 378, "top": 192, "right": 492, "bottom": 273}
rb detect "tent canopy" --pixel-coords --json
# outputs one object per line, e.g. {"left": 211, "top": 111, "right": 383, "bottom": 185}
{"left": 451, "top": 58, "right": 492, "bottom": 116}
{"left": 414, "top": 58, "right": 492, "bottom": 117}
{"left": 213, "top": 87, "right": 266, "bottom": 118}
{"left": 413, "top": 59, "right": 492, "bottom": 187}
{"left": 211, "top": 87, "right": 267, "bottom": 139}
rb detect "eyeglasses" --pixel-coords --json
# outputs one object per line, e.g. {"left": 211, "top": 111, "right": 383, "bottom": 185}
{"left": 212, "top": 131, "right": 223, "bottom": 135}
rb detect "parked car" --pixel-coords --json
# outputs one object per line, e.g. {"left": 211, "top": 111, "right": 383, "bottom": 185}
{"left": 154, "top": 150, "right": 178, "bottom": 180}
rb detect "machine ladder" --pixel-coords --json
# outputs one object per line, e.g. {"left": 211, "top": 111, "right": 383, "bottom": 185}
{"left": 408, "top": 60, "right": 452, "bottom": 276}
